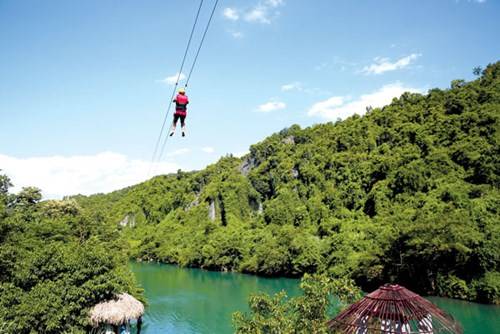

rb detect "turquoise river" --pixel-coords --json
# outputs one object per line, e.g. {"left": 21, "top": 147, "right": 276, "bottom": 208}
{"left": 130, "top": 262, "right": 499, "bottom": 334}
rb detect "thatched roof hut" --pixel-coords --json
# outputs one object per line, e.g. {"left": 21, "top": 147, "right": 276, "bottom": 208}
{"left": 89, "top": 293, "right": 144, "bottom": 327}
{"left": 328, "top": 284, "right": 462, "bottom": 334}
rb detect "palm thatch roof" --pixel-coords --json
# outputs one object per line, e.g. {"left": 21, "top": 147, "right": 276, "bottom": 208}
{"left": 89, "top": 293, "right": 144, "bottom": 327}
{"left": 328, "top": 284, "right": 462, "bottom": 334}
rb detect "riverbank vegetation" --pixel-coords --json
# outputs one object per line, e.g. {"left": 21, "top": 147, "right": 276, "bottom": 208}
{"left": 233, "top": 274, "right": 362, "bottom": 334}
{"left": 75, "top": 62, "right": 500, "bottom": 305}
{"left": 0, "top": 62, "right": 498, "bottom": 333}
{"left": 0, "top": 176, "right": 142, "bottom": 333}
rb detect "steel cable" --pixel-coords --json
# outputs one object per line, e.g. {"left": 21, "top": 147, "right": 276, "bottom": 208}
{"left": 156, "top": 0, "right": 220, "bottom": 163}
{"left": 148, "top": 0, "right": 205, "bottom": 176}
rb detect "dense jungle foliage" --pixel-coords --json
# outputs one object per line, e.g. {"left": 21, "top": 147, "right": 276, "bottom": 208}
{"left": 0, "top": 176, "right": 142, "bottom": 333}
{"left": 75, "top": 62, "right": 500, "bottom": 305}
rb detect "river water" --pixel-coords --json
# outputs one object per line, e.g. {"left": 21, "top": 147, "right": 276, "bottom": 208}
{"left": 130, "top": 262, "right": 499, "bottom": 334}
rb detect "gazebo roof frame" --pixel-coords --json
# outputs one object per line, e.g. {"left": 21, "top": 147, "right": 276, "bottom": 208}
{"left": 328, "top": 284, "right": 463, "bottom": 334}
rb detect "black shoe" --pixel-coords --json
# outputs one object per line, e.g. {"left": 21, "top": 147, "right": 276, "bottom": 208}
{"left": 169, "top": 131, "right": 174, "bottom": 137}
{"left": 182, "top": 132, "right": 185, "bottom": 137}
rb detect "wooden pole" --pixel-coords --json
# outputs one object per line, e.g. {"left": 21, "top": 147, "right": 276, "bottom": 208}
{"left": 137, "top": 316, "right": 143, "bottom": 334}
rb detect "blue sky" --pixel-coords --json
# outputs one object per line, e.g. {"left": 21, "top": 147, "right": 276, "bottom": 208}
{"left": 1, "top": 0, "right": 499, "bottom": 198}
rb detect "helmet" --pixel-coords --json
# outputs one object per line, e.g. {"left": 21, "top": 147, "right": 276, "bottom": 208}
{"left": 178, "top": 87, "right": 186, "bottom": 94}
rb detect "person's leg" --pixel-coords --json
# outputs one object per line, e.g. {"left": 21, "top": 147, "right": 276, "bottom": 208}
{"left": 181, "top": 115, "right": 186, "bottom": 137}
{"left": 170, "top": 114, "right": 179, "bottom": 136}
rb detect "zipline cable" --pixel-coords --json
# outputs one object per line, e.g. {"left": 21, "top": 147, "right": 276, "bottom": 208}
{"left": 148, "top": 0, "right": 205, "bottom": 176}
{"left": 157, "top": 0, "right": 220, "bottom": 163}
{"left": 184, "top": 0, "right": 220, "bottom": 88}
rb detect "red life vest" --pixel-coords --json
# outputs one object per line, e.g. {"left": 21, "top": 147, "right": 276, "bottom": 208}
{"left": 174, "top": 94, "right": 189, "bottom": 116}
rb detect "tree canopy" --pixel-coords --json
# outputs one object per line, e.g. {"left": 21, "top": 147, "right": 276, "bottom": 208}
{"left": 0, "top": 173, "right": 142, "bottom": 333}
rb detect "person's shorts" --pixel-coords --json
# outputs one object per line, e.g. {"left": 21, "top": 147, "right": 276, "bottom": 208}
{"left": 173, "top": 112, "right": 186, "bottom": 125}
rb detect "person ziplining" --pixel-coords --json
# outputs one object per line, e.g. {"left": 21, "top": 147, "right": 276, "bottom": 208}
{"left": 148, "top": 0, "right": 219, "bottom": 175}
{"left": 170, "top": 87, "right": 189, "bottom": 137}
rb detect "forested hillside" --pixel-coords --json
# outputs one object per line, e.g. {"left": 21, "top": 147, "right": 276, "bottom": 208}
{"left": 0, "top": 178, "right": 142, "bottom": 333}
{"left": 77, "top": 62, "right": 500, "bottom": 304}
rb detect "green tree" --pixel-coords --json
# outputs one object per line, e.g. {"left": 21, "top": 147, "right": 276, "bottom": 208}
{"left": 233, "top": 274, "right": 362, "bottom": 334}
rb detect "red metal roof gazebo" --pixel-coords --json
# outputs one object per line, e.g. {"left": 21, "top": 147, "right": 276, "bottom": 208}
{"left": 328, "top": 284, "right": 462, "bottom": 334}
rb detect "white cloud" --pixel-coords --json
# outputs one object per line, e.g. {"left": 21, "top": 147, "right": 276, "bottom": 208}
{"left": 281, "top": 82, "right": 302, "bottom": 92}
{"left": 243, "top": 0, "right": 284, "bottom": 24}
{"left": 361, "top": 54, "right": 421, "bottom": 75}
{"left": 159, "top": 72, "right": 186, "bottom": 85}
{"left": 244, "top": 5, "right": 271, "bottom": 24}
{"left": 308, "top": 83, "right": 422, "bottom": 120}
{"left": 308, "top": 96, "right": 345, "bottom": 118}
{"left": 165, "top": 148, "right": 191, "bottom": 157}
{"left": 230, "top": 31, "right": 244, "bottom": 39}
{"left": 0, "top": 152, "right": 179, "bottom": 199}
{"left": 223, "top": 7, "right": 239, "bottom": 20}
{"left": 314, "top": 62, "right": 329, "bottom": 71}
{"left": 257, "top": 101, "right": 286, "bottom": 112}
{"left": 265, "top": 0, "right": 284, "bottom": 7}
{"left": 202, "top": 147, "right": 215, "bottom": 154}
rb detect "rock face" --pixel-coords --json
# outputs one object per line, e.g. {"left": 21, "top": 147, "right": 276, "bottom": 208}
{"left": 119, "top": 214, "right": 136, "bottom": 227}
{"left": 186, "top": 194, "right": 200, "bottom": 211}
{"left": 239, "top": 155, "right": 257, "bottom": 176}
{"left": 208, "top": 199, "right": 216, "bottom": 221}
{"left": 282, "top": 135, "right": 295, "bottom": 145}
